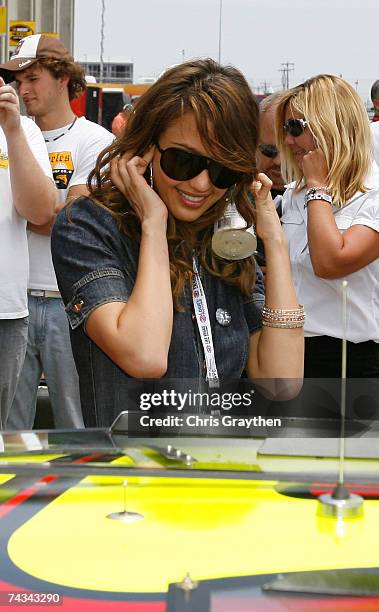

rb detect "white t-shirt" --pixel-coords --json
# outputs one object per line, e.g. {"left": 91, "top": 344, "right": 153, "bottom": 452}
{"left": 281, "top": 165, "right": 379, "bottom": 343}
{"left": 371, "top": 121, "right": 379, "bottom": 166}
{"left": 28, "top": 116, "right": 114, "bottom": 291}
{"left": 0, "top": 116, "right": 53, "bottom": 318}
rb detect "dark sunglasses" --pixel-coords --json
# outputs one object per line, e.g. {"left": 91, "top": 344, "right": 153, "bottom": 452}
{"left": 258, "top": 143, "right": 279, "bottom": 158}
{"left": 156, "top": 143, "right": 243, "bottom": 189}
{"left": 283, "top": 118, "right": 308, "bottom": 137}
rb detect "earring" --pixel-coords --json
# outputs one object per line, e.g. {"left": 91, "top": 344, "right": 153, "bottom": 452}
{"left": 149, "top": 163, "right": 154, "bottom": 189}
{"left": 224, "top": 184, "right": 236, "bottom": 204}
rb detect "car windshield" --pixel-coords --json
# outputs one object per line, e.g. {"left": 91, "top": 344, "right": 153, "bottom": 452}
{"left": 1, "top": 375, "right": 379, "bottom": 483}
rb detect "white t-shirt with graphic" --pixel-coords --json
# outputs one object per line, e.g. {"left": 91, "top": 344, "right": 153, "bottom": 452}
{"left": 28, "top": 116, "right": 114, "bottom": 291}
{"left": 0, "top": 116, "right": 53, "bottom": 318}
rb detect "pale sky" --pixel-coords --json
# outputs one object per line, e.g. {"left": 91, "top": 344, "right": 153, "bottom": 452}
{"left": 74, "top": 0, "right": 379, "bottom": 105}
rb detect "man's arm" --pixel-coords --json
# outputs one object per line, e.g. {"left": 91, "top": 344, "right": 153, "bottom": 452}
{"left": 28, "top": 184, "right": 89, "bottom": 236}
{"left": 8, "top": 126, "right": 57, "bottom": 225}
{"left": 0, "top": 78, "right": 56, "bottom": 225}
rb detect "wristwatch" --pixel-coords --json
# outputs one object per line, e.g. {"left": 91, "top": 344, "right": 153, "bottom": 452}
{"left": 304, "top": 187, "right": 333, "bottom": 208}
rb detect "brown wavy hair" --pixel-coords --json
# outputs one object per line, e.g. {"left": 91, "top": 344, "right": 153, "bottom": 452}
{"left": 34, "top": 57, "right": 86, "bottom": 100}
{"left": 89, "top": 58, "right": 260, "bottom": 310}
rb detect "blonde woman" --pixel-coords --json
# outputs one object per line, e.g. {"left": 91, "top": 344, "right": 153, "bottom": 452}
{"left": 276, "top": 74, "right": 379, "bottom": 377}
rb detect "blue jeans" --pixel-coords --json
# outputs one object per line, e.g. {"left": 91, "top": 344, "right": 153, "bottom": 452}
{"left": 0, "top": 317, "right": 28, "bottom": 429}
{"left": 8, "top": 296, "right": 84, "bottom": 429}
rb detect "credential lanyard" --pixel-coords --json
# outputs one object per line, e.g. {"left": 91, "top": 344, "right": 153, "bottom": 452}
{"left": 191, "top": 257, "right": 219, "bottom": 388}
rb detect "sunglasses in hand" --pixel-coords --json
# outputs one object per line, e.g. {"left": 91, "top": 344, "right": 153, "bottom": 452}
{"left": 156, "top": 142, "right": 243, "bottom": 189}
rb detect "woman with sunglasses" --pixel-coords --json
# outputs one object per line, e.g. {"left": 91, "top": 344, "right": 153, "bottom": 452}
{"left": 51, "top": 59, "right": 304, "bottom": 426}
{"left": 276, "top": 74, "right": 379, "bottom": 378}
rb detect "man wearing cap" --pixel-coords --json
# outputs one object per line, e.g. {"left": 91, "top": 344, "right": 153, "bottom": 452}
{"left": 0, "top": 34, "right": 114, "bottom": 430}
{"left": 0, "top": 73, "right": 56, "bottom": 428}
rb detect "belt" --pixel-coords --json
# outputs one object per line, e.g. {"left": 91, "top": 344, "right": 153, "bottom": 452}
{"left": 28, "top": 289, "right": 61, "bottom": 298}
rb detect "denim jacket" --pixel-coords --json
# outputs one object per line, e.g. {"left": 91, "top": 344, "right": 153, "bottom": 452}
{"left": 51, "top": 198, "right": 263, "bottom": 426}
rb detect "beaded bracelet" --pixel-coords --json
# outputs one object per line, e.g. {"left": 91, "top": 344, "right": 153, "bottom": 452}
{"left": 307, "top": 185, "right": 331, "bottom": 192}
{"left": 304, "top": 187, "right": 333, "bottom": 208}
{"left": 262, "top": 304, "right": 305, "bottom": 329}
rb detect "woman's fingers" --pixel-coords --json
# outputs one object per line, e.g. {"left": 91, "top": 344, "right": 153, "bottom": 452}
{"left": 143, "top": 145, "right": 155, "bottom": 165}
{"left": 250, "top": 172, "right": 283, "bottom": 242}
{"left": 126, "top": 155, "right": 149, "bottom": 182}
{"left": 302, "top": 148, "right": 328, "bottom": 185}
{"left": 111, "top": 152, "right": 143, "bottom": 196}
{"left": 110, "top": 156, "right": 129, "bottom": 196}
{"left": 126, "top": 146, "right": 155, "bottom": 182}
{"left": 110, "top": 147, "right": 166, "bottom": 222}
{"left": 111, "top": 147, "right": 155, "bottom": 190}
{"left": 252, "top": 172, "right": 273, "bottom": 204}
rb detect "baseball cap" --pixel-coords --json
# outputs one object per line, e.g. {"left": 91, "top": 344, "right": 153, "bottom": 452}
{"left": 0, "top": 34, "right": 73, "bottom": 81}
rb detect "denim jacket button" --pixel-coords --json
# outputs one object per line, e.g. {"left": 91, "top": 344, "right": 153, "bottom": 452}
{"left": 216, "top": 308, "right": 231, "bottom": 326}
{"left": 72, "top": 300, "right": 84, "bottom": 313}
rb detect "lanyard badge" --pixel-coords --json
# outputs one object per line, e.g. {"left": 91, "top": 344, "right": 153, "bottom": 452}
{"left": 191, "top": 257, "right": 220, "bottom": 388}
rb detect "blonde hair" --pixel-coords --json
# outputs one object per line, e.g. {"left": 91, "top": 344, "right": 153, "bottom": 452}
{"left": 276, "top": 74, "right": 372, "bottom": 206}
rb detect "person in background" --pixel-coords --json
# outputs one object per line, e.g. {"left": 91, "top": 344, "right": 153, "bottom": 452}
{"left": 51, "top": 59, "right": 304, "bottom": 427}
{"left": 370, "top": 81, "right": 379, "bottom": 166}
{"left": 112, "top": 102, "right": 133, "bottom": 136}
{"left": 0, "top": 34, "right": 114, "bottom": 429}
{"left": 370, "top": 80, "right": 379, "bottom": 122}
{"left": 0, "top": 75, "right": 56, "bottom": 428}
{"left": 371, "top": 122, "right": 379, "bottom": 167}
{"left": 256, "top": 93, "right": 285, "bottom": 197}
{"left": 254, "top": 92, "right": 285, "bottom": 270}
{"left": 277, "top": 74, "right": 379, "bottom": 377}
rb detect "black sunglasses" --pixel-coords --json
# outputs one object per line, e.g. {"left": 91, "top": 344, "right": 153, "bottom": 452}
{"left": 283, "top": 118, "right": 308, "bottom": 137}
{"left": 258, "top": 143, "right": 279, "bottom": 159}
{"left": 156, "top": 143, "right": 243, "bottom": 189}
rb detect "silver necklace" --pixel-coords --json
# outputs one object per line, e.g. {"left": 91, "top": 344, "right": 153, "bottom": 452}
{"left": 43, "top": 116, "right": 78, "bottom": 143}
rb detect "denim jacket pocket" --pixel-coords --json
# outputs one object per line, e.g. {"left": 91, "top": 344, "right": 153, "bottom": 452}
{"left": 65, "top": 268, "right": 130, "bottom": 329}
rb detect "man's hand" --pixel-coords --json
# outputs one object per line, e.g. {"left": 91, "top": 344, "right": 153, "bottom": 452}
{"left": 0, "top": 77, "right": 20, "bottom": 134}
